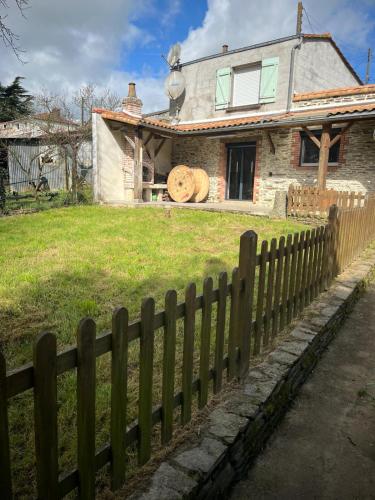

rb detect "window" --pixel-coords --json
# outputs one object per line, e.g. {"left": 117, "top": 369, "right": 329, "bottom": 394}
{"left": 300, "top": 129, "right": 341, "bottom": 166}
{"left": 232, "top": 65, "right": 261, "bottom": 107}
{"left": 215, "top": 57, "right": 279, "bottom": 111}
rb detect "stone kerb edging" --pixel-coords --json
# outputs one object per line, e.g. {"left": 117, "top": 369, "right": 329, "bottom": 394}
{"left": 130, "top": 251, "right": 375, "bottom": 500}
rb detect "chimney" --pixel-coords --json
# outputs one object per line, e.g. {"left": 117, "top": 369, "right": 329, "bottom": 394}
{"left": 122, "top": 82, "right": 143, "bottom": 117}
{"left": 222, "top": 44, "right": 228, "bottom": 53}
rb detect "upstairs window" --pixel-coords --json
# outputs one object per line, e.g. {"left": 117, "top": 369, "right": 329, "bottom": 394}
{"left": 232, "top": 65, "right": 261, "bottom": 107}
{"left": 300, "top": 129, "right": 341, "bottom": 166}
{"left": 215, "top": 57, "right": 279, "bottom": 111}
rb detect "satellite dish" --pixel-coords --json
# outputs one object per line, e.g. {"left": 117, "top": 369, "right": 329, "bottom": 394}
{"left": 167, "top": 43, "right": 181, "bottom": 68}
{"left": 164, "top": 70, "right": 186, "bottom": 100}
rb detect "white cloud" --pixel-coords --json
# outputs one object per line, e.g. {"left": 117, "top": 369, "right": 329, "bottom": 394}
{"left": 0, "top": 0, "right": 169, "bottom": 112}
{"left": 0, "top": 0, "right": 373, "bottom": 114}
{"left": 179, "top": 0, "right": 374, "bottom": 62}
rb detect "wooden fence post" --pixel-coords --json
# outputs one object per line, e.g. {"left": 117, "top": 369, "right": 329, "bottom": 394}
{"left": 199, "top": 277, "right": 213, "bottom": 409}
{"left": 181, "top": 283, "right": 195, "bottom": 425}
{"left": 328, "top": 204, "right": 339, "bottom": 278}
{"left": 213, "top": 272, "right": 227, "bottom": 394}
{"left": 0, "top": 352, "right": 12, "bottom": 500}
{"left": 77, "top": 318, "right": 97, "bottom": 499}
{"left": 162, "top": 290, "right": 177, "bottom": 445}
{"left": 138, "top": 298, "right": 155, "bottom": 465}
{"left": 111, "top": 307, "right": 129, "bottom": 490}
{"left": 33, "top": 332, "right": 58, "bottom": 499}
{"left": 238, "top": 230, "right": 257, "bottom": 377}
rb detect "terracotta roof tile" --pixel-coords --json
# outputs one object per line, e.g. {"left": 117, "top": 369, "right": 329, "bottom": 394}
{"left": 93, "top": 102, "right": 375, "bottom": 135}
{"left": 294, "top": 85, "right": 375, "bottom": 101}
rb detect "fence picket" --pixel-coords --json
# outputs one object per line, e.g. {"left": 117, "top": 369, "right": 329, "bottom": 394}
{"left": 294, "top": 231, "right": 305, "bottom": 317}
{"left": 238, "top": 230, "right": 257, "bottom": 377}
{"left": 280, "top": 235, "right": 292, "bottom": 331}
{"left": 199, "top": 278, "right": 213, "bottom": 409}
{"left": 287, "top": 233, "right": 299, "bottom": 325}
{"left": 33, "top": 332, "right": 58, "bottom": 499}
{"left": 162, "top": 290, "right": 177, "bottom": 444}
{"left": 264, "top": 238, "right": 277, "bottom": 347}
{"left": 272, "top": 236, "right": 285, "bottom": 338}
{"left": 0, "top": 353, "right": 12, "bottom": 500}
{"left": 228, "top": 267, "right": 240, "bottom": 379}
{"left": 138, "top": 298, "right": 155, "bottom": 465}
{"left": 111, "top": 307, "right": 129, "bottom": 490}
{"left": 213, "top": 272, "right": 227, "bottom": 394}
{"left": 181, "top": 283, "right": 196, "bottom": 424}
{"left": 254, "top": 240, "right": 268, "bottom": 355}
{"left": 77, "top": 318, "right": 96, "bottom": 499}
{"left": 306, "top": 228, "right": 316, "bottom": 305}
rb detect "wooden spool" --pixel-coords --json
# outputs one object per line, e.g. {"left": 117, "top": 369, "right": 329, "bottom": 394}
{"left": 190, "top": 168, "right": 210, "bottom": 203}
{"left": 167, "top": 165, "right": 195, "bottom": 203}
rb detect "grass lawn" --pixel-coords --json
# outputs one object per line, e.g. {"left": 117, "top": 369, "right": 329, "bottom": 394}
{"left": 0, "top": 206, "right": 307, "bottom": 496}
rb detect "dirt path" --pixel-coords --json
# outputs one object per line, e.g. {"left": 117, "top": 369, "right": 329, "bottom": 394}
{"left": 229, "top": 283, "right": 375, "bottom": 500}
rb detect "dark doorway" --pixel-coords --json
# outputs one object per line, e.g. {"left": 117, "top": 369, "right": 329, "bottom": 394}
{"left": 226, "top": 143, "right": 256, "bottom": 201}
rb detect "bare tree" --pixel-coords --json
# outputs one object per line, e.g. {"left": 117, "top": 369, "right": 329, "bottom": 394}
{"left": 74, "top": 83, "right": 122, "bottom": 124}
{"left": 0, "top": 0, "right": 29, "bottom": 59}
{"left": 35, "top": 92, "right": 90, "bottom": 203}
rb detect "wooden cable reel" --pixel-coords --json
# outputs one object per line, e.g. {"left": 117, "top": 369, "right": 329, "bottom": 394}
{"left": 167, "top": 165, "right": 209, "bottom": 203}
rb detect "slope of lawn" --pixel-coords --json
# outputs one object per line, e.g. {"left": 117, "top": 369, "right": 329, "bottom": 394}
{"left": 0, "top": 205, "right": 307, "bottom": 496}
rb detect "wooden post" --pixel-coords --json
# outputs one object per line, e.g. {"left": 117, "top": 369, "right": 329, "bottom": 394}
{"left": 317, "top": 124, "right": 331, "bottom": 189}
{"left": 328, "top": 205, "right": 339, "bottom": 279}
{"left": 0, "top": 353, "right": 12, "bottom": 500}
{"left": 134, "top": 127, "right": 143, "bottom": 202}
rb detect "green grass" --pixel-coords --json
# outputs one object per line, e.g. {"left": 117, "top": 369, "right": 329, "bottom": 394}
{"left": 0, "top": 205, "right": 307, "bottom": 496}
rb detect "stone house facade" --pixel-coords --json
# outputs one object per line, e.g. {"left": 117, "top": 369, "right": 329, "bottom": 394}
{"left": 92, "top": 33, "right": 375, "bottom": 208}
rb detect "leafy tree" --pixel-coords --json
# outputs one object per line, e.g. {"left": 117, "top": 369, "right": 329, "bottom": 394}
{"left": 0, "top": 76, "right": 33, "bottom": 122}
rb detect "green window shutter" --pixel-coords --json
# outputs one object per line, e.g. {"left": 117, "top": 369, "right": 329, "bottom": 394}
{"left": 215, "top": 67, "right": 231, "bottom": 110}
{"left": 260, "top": 57, "right": 279, "bottom": 104}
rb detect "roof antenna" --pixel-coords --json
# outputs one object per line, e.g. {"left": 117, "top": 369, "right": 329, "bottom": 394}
{"left": 296, "top": 1, "right": 303, "bottom": 35}
{"left": 365, "top": 48, "right": 372, "bottom": 84}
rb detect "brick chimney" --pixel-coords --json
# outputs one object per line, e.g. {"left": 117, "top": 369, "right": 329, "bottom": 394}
{"left": 122, "top": 82, "right": 143, "bottom": 117}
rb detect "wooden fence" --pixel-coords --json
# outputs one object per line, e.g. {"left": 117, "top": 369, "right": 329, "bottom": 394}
{"left": 1, "top": 202, "right": 374, "bottom": 498}
{"left": 288, "top": 185, "right": 367, "bottom": 217}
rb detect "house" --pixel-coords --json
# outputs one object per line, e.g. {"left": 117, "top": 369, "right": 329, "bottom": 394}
{"left": 0, "top": 109, "right": 92, "bottom": 193}
{"left": 92, "top": 33, "right": 375, "bottom": 208}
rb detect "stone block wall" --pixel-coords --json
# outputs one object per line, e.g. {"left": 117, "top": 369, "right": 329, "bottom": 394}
{"left": 172, "top": 137, "right": 222, "bottom": 201}
{"left": 171, "top": 120, "right": 375, "bottom": 207}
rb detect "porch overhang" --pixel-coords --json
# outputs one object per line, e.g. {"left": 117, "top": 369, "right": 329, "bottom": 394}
{"left": 93, "top": 103, "right": 375, "bottom": 138}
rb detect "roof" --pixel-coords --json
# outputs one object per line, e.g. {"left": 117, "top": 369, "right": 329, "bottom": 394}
{"left": 294, "top": 84, "right": 375, "bottom": 102}
{"left": 93, "top": 101, "right": 375, "bottom": 136}
{"left": 179, "top": 32, "right": 362, "bottom": 85}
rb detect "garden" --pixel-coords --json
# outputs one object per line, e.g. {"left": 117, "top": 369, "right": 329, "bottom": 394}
{"left": 0, "top": 206, "right": 307, "bottom": 496}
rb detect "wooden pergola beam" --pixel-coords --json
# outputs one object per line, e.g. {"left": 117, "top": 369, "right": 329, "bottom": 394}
{"left": 133, "top": 127, "right": 143, "bottom": 202}
{"left": 154, "top": 137, "right": 166, "bottom": 158}
{"left": 266, "top": 132, "right": 275, "bottom": 154}
{"left": 329, "top": 121, "right": 354, "bottom": 148}
{"left": 317, "top": 123, "right": 331, "bottom": 190}
{"left": 302, "top": 126, "right": 321, "bottom": 148}
{"left": 124, "top": 134, "right": 135, "bottom": 150}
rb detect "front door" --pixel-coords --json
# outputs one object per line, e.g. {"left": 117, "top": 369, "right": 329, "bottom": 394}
{"left": 226, "top": 143, "right": 256, "bottom": 201}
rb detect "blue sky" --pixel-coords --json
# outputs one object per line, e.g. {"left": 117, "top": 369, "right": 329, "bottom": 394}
{"left": 1, "top": 0, "right": 375, "bottom": 112}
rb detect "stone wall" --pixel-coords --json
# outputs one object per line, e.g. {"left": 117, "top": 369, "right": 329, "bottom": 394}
{"left": 172, "top": 137, "right": 222, "bottom": 202}
{"left": 171, "top": 120, "right": 375, "bottom": 207}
